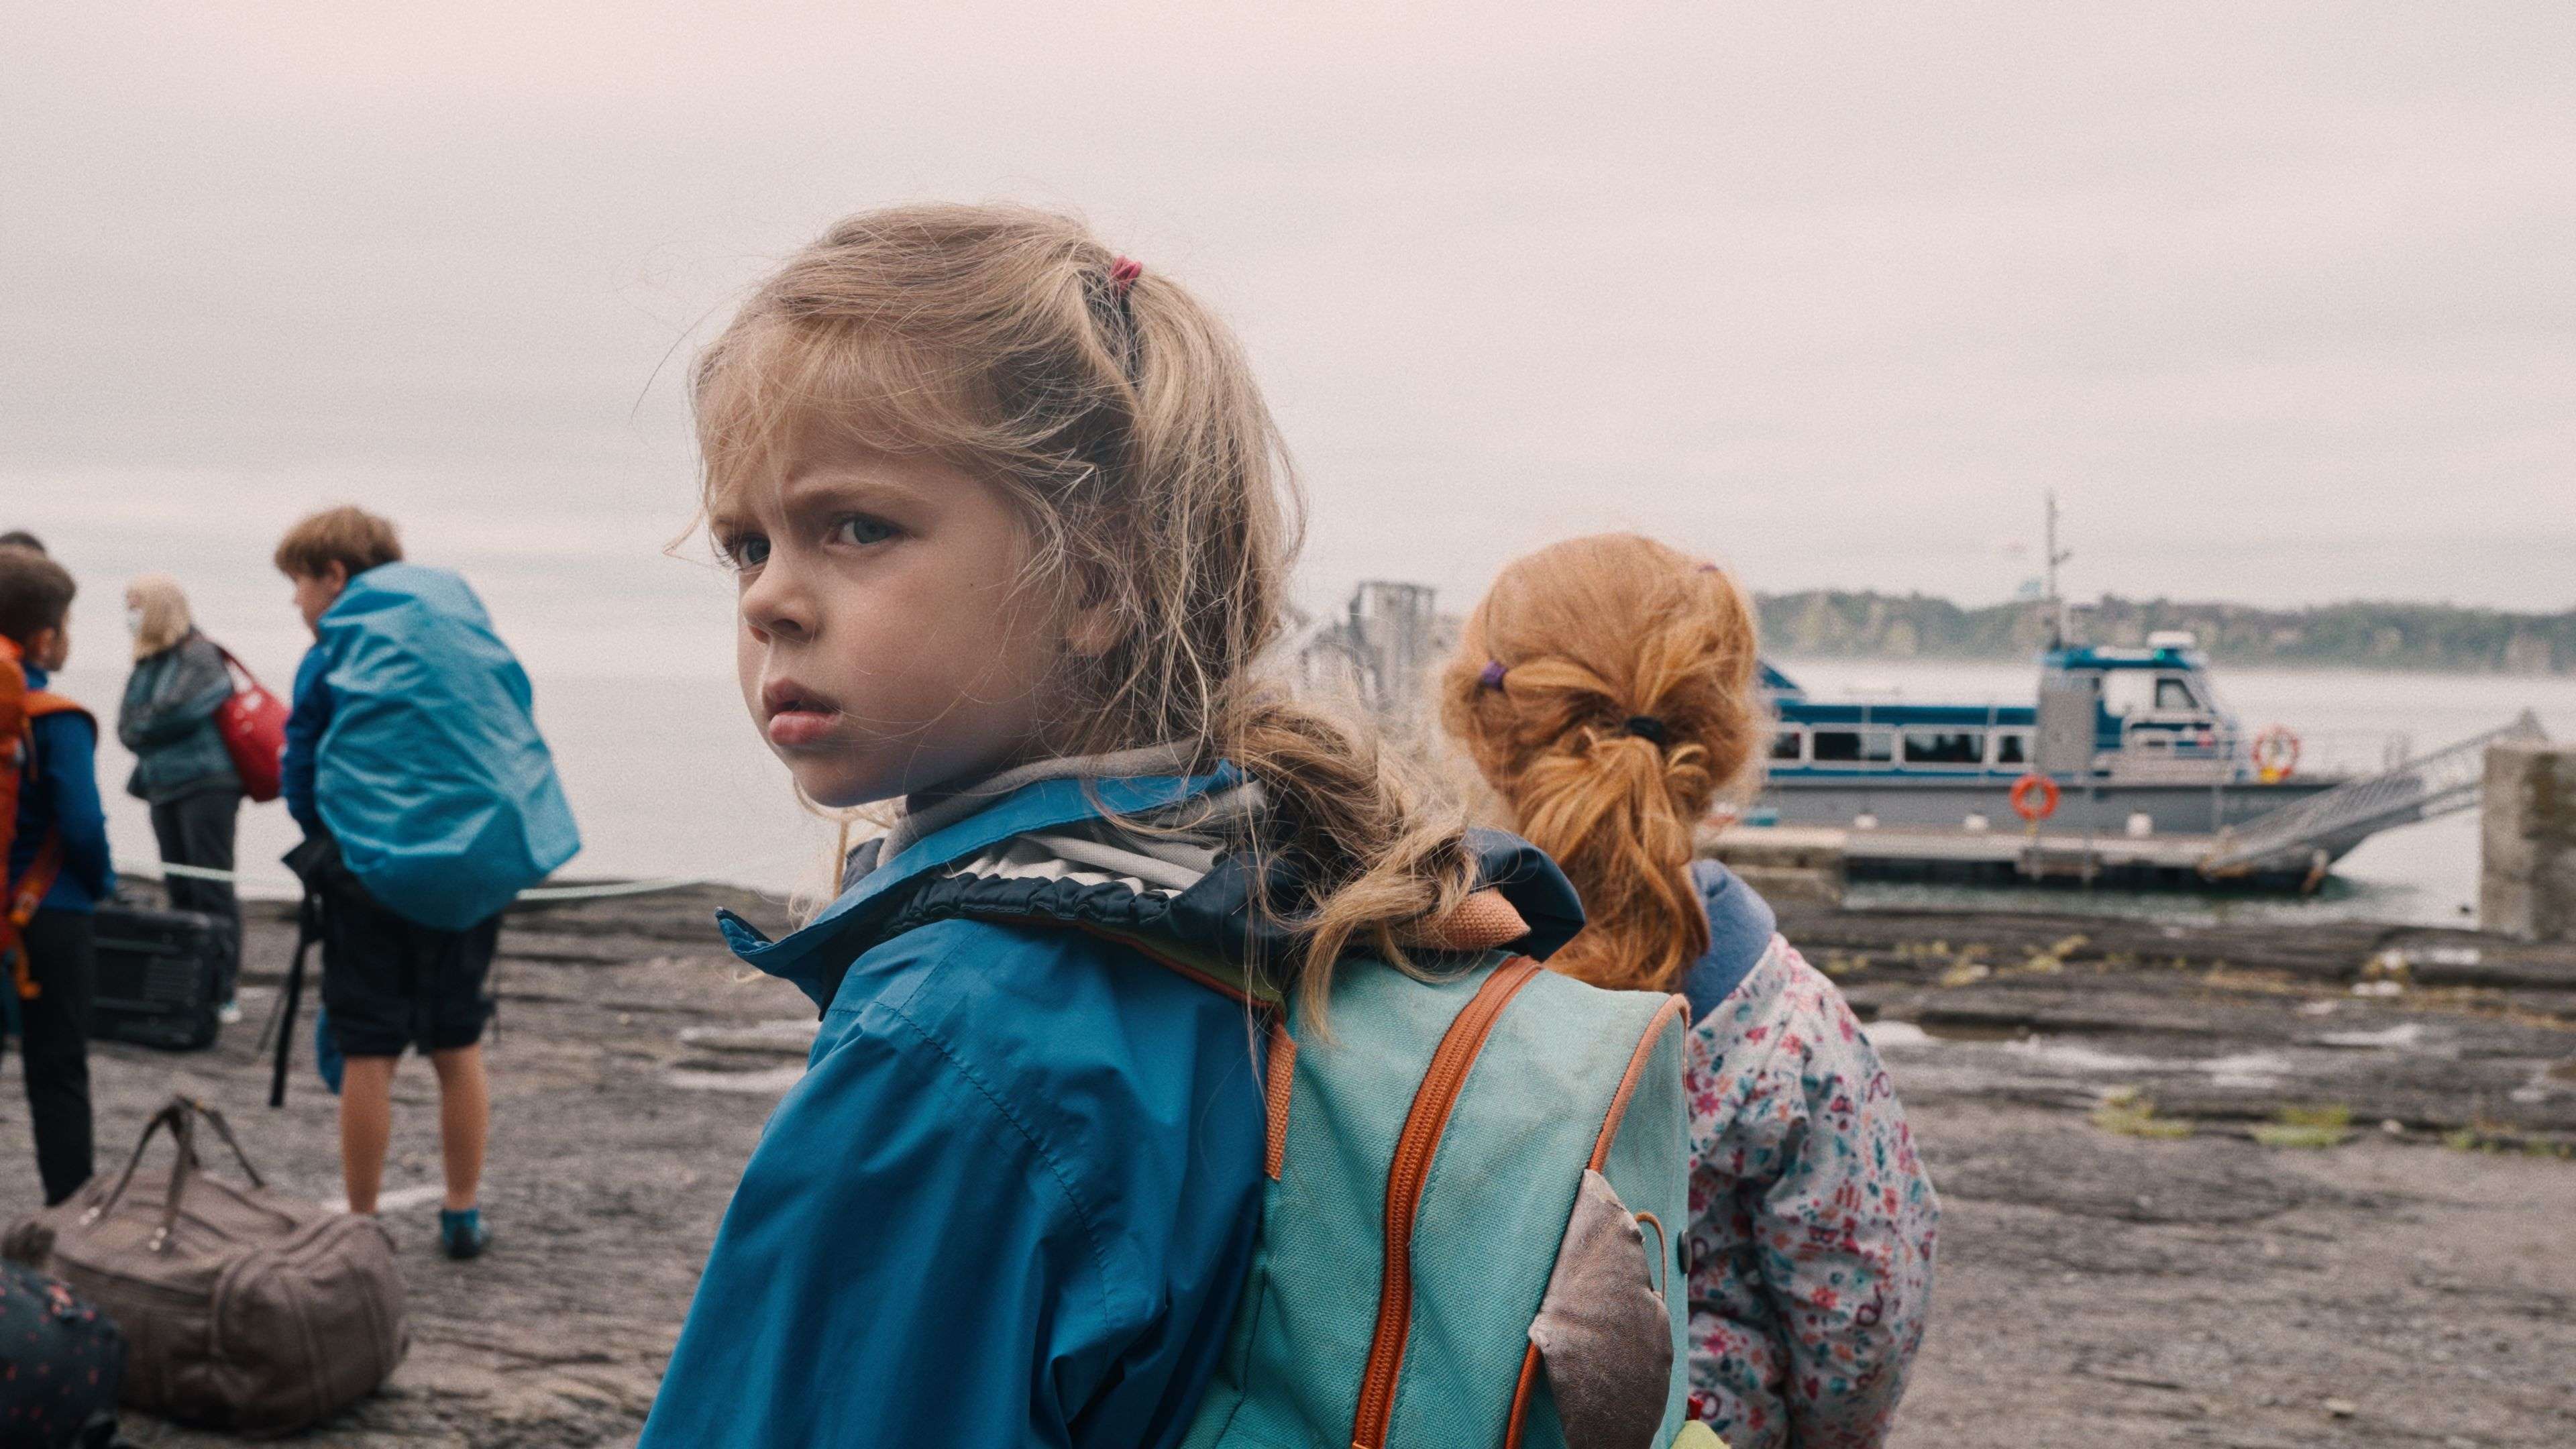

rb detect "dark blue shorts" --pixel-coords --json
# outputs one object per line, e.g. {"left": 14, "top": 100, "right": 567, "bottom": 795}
{"left": 317, "top": 883, "right": 499, "bottom": 1058}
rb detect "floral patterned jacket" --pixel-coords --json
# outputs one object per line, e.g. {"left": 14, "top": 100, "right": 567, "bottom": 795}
{"left": 1676, "top": 862, "right": 1937, "bottom": 1449}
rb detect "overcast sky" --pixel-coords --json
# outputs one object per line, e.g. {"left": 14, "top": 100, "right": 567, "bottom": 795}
{"left": 7, "top": 1, "right": 2571, "bottom": 678}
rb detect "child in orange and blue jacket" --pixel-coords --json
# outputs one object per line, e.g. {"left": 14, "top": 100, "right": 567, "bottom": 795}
{"left": 3, "top": 544, "right": 116, "bottom": 1205}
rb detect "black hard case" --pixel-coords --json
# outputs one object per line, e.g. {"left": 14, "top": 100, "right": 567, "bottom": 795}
{"left": 90, "top": 904, "right": 223, "bottom": 1051}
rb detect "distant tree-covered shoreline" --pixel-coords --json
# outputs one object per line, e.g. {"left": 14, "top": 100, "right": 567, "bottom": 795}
{"left": 1755, "top": 592, "right": 2576, "bottom": 675}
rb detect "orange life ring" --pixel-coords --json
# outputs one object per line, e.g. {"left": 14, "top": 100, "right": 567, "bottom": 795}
{"left": 2009, "top": 773, "right": 2059, "bottom": 822}
{"left": 2251, "top": 726, "right": 2301, "bottom": 783}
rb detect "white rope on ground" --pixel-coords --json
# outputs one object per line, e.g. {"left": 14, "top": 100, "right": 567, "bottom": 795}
{"left": 117, "top": 858, "right": 711, "bottom": 904}
{"left": 513, "top": 877, "right": 711, "bottom": 902}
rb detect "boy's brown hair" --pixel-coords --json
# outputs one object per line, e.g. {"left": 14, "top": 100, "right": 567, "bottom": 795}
{"left": 274, "top": 506, "right": 403, "bottom": 580}
{"left": 0, "top": 546, "right": 77, "bottom": 647}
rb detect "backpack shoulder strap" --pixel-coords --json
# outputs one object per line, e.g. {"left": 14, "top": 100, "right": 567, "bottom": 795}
{"left": 5, "top": 690, "right": 87, "bottom": 986}
{"left": 21, "top": 690, "right": 92, "bottom": 728}
{"left": 9, "top": 690, "right": 96, "bottom": 808}
{"left": 4, "top": 833, "right": 63, "bottom": 997}
{"left": 1071, "top": 922, "right": 1277, "bottom": 1008}
{"left": 0, "top": 646, "right": 23, "bottom": 770}
{"left": 212, "top": 642, "right": 261, "bottom": 691}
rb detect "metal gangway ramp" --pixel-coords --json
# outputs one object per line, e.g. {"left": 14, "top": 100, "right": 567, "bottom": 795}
{"left": 2201, "top": 710, "right": 2548, "bottom": 877}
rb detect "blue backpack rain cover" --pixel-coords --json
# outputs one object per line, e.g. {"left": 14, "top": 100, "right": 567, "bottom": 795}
{"left": 313, "top": 564, "right": 580, "bottom": 929}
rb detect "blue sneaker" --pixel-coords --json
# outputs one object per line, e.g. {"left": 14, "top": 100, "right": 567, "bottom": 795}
{"left": 438, "top": 1208, "right": 490, "bottom": 1260}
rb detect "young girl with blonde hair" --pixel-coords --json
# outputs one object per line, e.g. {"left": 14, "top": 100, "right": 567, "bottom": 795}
{"left": 1442, "top": 534, "right": 1938, "bottom": 1449}
{"left": 637, "top": 207, "right": 1585, "bottom": 1448}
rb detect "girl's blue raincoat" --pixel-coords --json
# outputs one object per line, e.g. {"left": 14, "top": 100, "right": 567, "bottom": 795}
{"left": 638, "top": 769, "right": 1582, "bottom": 1448}
{"left": 281, "top": 563, "right": 578, "bottom": 929}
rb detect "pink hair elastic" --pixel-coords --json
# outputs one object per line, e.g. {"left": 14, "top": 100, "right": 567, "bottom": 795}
{"left": 1109, "top": 256, "right": 1143, "bottom": 299}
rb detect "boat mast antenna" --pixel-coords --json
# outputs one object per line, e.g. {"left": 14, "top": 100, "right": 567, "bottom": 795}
{"left": 2043, "top": 490, "right": 2074, "bottom": 648}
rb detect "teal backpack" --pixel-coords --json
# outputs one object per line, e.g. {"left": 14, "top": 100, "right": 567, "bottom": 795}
{"left": 1177, "top": 949, "right": 1702, "bottom": 1449}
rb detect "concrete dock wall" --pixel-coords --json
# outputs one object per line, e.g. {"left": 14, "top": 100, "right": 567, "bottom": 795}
{"left": 2481, "top": 741, "right": 2576, "bottom": 941}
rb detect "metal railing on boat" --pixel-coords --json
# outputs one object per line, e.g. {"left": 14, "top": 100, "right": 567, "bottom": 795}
{"left": 2198, "top": 710, "right": 2548, "bottom": 877}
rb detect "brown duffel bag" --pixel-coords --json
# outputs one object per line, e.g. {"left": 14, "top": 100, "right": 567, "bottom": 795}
{"left": 3, "top": 1095, "right": 408, "bottom": 1437}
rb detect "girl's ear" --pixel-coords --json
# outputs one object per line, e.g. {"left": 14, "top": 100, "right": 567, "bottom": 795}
{"left": 1060, "top": 563, "right": 1125, "bottom": 659}
{"left": 1063, "top": 596, "right": 1124, "bottom": 659}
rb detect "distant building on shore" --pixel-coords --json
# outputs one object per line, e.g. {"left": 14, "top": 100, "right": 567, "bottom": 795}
{"left": 1756, "top": 590, "right": 2576, "bottom": 675}
{"left": 1283, "top": 581, "right": 1456, "bottom": 729}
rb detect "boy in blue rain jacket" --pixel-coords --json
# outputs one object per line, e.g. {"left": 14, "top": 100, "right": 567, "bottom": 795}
{"left": 274, "top": 506, "right": 577, "bottom": 1258}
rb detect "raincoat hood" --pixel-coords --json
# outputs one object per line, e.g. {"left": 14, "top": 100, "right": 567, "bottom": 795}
{"left": 718, "top": 765, "right": 1588, "bottom": 1013}
{"left": 1680, "top": 856, "right": 1780, "bottom": 1021}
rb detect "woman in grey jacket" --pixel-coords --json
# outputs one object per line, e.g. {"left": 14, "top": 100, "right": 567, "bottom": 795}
{"left": 118, "top": 575, "right": 245, "bottom": 1019}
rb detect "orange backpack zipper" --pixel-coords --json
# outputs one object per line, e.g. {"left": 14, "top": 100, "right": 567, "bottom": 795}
{"left": 1350, "top": 957, "right": 1544, "bottom": 1448}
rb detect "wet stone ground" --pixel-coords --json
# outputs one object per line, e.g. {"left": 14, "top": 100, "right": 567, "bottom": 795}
{"left": 1, "top": 886, "right": 2570, "bottom": 1446}
{"left": 1803, "top": 902, "right": 2576, "bottom": 1449}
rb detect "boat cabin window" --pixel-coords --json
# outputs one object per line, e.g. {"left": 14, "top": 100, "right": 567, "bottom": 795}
{"left": 1902, "top": 729, "right": 1983, "bottom": 765}
{"left": 2100, "top": 670, "right": 2156, "bottom": 718}
{"left": 1811, "top": 729, "right": 1894, "bottom": 764}
{"left": 1992, "top": 731, "right": 2031, "bottom": 766}
{"left": 2155, "top": 676, "right": 2200, "bottom": 710}
{"left": 1770, "top": 731, "right": 1803, "bottom": 762}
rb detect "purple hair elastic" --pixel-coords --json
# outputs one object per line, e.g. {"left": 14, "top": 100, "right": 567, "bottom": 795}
{"left": 1478, "top": 660, "right": 1508, "bottom": 692}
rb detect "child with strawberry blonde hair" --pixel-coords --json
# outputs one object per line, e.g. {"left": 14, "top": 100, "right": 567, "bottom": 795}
{"left": 1442, "top": 534, "right": 1939, "bottom": 1449}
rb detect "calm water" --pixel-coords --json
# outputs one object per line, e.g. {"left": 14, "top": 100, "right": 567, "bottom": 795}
{"left": 52, "top": 653, "right": 2576, "bottom": 927}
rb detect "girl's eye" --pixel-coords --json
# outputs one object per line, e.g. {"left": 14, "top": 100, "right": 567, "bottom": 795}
{"left": 829, "top": 515, "right": 900, "bottom": 547}
{"left": 716, "top": 531, "right": 771, "bottom": 570}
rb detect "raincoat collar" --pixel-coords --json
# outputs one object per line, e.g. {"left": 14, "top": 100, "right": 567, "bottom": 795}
{"left": 715, "top": 763, "right": 1589, "bottom": 1014}
{"left": 1681, "top": 857, "right": 1778, "bottom": 1020}
{"left": 717, "top": 768, "right": 1237, "bottom": 1006}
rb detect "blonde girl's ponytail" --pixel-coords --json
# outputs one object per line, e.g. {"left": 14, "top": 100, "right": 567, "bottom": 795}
{"left": 1438, "top": 536, "right": 1765, "bottom": 994}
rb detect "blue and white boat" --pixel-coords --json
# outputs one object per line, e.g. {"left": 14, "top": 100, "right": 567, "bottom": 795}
{"left": 1756, "top": 632, "right": 2349, "bottom": 843}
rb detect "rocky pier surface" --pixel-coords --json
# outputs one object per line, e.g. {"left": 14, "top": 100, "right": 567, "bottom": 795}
{"left": 3, "top": 884, "right": 2569, "bottom": 1446}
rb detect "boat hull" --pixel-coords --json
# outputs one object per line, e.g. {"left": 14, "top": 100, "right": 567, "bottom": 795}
{"left": 1759, "top": 773, "right": 2344, "bottom": 840}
